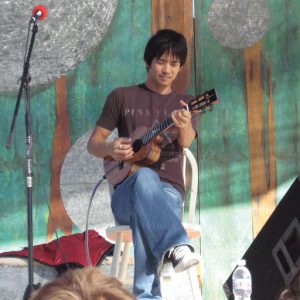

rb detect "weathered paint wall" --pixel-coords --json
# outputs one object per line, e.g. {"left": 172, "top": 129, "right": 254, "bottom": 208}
{"left": 0, "top": 1, "right": 152, "bottom": 249}
{"left": 0, "top": 86, "right": 56, "bottom": 250}
{"left": 0, "top": 0, "right": 300, "bottom": 299}
{"left": 195, "top": 2, "right": 252, "bottom": 298}
{"left": 195, "top": 0, "right": 300, "bottom": 298}
{"left": 264, "top": 1, "right": 300, "bottom": 201}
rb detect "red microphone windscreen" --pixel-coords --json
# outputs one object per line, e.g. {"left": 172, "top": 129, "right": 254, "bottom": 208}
{"left": 32, "top": 5, "right": 48, "bottom": 21}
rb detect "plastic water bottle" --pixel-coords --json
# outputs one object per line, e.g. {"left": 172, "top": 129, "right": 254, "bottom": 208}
{"left": 232, "top": 259, "right": 252, "bottom": 300}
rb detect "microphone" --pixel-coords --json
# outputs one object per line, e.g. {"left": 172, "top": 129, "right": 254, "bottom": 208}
{"left": 30, "top": 5, "right": 48, "bottom": 23}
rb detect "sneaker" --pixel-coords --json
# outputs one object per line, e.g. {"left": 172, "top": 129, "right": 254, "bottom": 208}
{"left": 167, "top": 245, "right": 201, "bottom": 273}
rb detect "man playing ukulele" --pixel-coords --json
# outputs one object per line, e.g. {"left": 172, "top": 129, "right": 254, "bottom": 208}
{"left": 88, "top": 29, "right": 201, "bottom": 299}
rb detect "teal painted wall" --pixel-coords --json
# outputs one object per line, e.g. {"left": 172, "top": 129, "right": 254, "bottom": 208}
{"left": 195, "top": 0, "right": 300, "bottom": 298}
{"left": 263, "top": 0, "right": 300, "bottom": 201}
{"left": 0, "top": 87, "right": 56, "bottom": 250}
{"left": 0, "top": 1, "right": 151, "bottom": 250}
{"left": 195, "top": 1, "right": 252, "bottom": 298}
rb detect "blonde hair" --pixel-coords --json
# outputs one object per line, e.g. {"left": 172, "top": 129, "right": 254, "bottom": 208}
{"left": 30, "top": 267, "right": 135, "bottom": 300}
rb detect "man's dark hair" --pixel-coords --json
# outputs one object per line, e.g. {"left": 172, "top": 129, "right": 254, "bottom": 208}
{"left": 144, "top": 29, "right": 187, "bottom": 69}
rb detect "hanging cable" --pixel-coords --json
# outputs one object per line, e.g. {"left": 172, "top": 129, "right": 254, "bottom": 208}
{"left": 84, "top": 175, "right": 107, "bottom": 266}
{"left": 84, "top": 160, "right": 124, "bottom": 266}
{"left": 46, "top": 200, "right": 70, "bottom": 271}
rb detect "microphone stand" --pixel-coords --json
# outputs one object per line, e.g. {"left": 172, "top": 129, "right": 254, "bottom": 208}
{"left": 5, "top": 21, "right": 41, "bottom": 300}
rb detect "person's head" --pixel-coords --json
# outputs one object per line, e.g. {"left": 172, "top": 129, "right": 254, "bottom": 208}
{"left": 144, "top": 29, "right": 187, "bottom": 70}
{"left": 144, "top": 29, "right": 188, "bottom": 93}
{"left": 29, "top": 267, "right": 135, "bottom": 300}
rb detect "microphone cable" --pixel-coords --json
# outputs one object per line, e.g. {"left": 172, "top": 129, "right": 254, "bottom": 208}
{"left": 84, "top": 160, "right": 125, "bottom": 266}
{"left": 46, "top": 200, "right": 70, "bottom": 272}
{"left": 84, "top": 175, "right": 107, "bottom": 267}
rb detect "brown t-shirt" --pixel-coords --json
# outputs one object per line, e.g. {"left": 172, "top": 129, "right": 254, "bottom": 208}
{"left": 96, "top": 84, "right": 198, "bottom": 197}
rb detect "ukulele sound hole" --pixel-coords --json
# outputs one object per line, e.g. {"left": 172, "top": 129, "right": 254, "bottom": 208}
{"left": 132, "top": 139, "right": 142, "bottom": 152}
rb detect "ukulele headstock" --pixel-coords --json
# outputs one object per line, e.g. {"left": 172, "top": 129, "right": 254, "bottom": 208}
{"left": 188, "top": 89, "right": 219, "bottom": 114}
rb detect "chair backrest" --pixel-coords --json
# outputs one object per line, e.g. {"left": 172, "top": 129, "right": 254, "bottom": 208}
{"left": 182, "top": 148, "right": 199, "bottom": 225}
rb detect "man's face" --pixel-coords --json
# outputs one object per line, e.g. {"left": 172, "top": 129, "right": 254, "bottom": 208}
{"left": 147, "top": 51, "right": 182, "bottom": 90}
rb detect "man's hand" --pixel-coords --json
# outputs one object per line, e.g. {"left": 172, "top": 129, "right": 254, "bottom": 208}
{"left": 105, "top": 137, "right": 134, "bottom": 161}
{"left": 171, "top": 100, "right": 191, "bottom": 128}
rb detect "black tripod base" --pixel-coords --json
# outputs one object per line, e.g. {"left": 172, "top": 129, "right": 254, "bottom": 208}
{"left": 23, "top": 283, "right": 41, "bottom": 300}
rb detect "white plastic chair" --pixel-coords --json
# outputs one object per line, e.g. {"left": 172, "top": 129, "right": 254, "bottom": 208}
{"left": 106, "top": 148, "right": 202, "bottom": 299}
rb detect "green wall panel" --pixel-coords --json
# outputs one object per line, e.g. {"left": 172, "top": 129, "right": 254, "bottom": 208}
{"left": 0, "top": 86, "right": 56, "bottom": 250}
{"left": 194, "top": 0, "right": 300, "bottom": 298}
{"left": 0, "top": 0, "right": 151, "bottom": 250}
{"left": 263, "top": 0, "right": 300, "bottom": 202}
{"left": 195, "top": 0, "right": 253, "bottom": 298}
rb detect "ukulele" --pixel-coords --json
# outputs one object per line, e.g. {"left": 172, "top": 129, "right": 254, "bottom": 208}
{"left": 104, "top": 89, "right": 218, "bottom": 185}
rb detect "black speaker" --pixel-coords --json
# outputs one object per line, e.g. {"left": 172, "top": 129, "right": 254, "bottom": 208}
{"left": 223, "top": 176, "right": 300, "bottom": 300}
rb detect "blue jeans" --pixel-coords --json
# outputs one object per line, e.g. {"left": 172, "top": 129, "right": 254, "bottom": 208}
{"left": 111, "top": 167, "right": 192, "bottom": 299}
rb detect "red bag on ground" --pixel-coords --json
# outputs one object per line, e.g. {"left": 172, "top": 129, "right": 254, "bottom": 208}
{"left": 0, "top": 230, "right": 113, "bottom": 269}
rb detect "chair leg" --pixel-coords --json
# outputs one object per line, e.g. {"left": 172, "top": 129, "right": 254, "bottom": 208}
{"left": 110, "top": 233, "right": 123, "bottom": 277}
{"left": 187, "top": 266, "right": 202, "bottom": 300}
{"left": 118, "top": 242, "right": 131, "bottom": 283}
